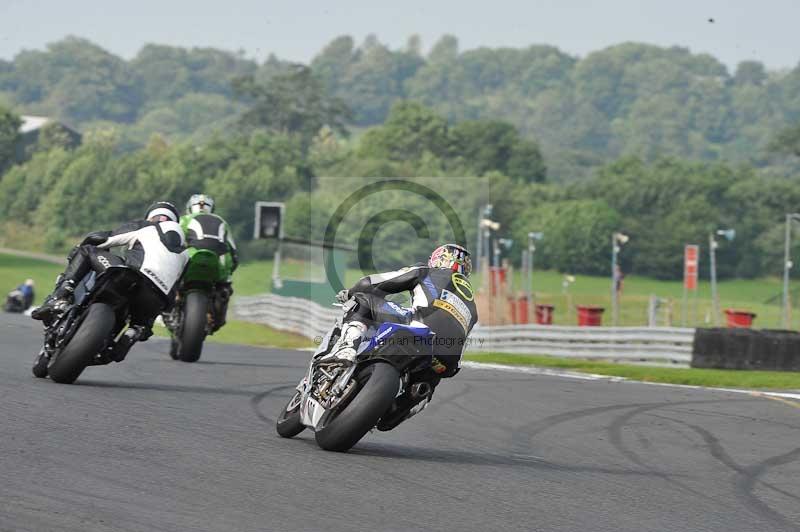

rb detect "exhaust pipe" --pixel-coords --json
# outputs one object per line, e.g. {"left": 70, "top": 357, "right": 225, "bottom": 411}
{"left": 410, "top": 382, "right": 432, "bottom": 400}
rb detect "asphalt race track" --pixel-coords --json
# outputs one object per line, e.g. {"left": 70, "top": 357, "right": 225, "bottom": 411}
{"left": 2, "top": 312, "right": 800, "bottom": 532}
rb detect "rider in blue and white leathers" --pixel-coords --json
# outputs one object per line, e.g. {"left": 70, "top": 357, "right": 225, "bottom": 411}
{"left": 322, "top": 244, "right": 478, "bottom": 428}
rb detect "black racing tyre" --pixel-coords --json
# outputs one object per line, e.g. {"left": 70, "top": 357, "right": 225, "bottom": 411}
{"left": 314, "top": 362, "right": 400, "bottom": 452}
{"left": 276, "top": 391, "right": 306, "bottom": 438}
{"left": 177, "top": 291, "right": 208, "bottom": 363}
{"left": 48, "top": 303, "right": 115, "bottom": 384}
{"left": 32, "top": 351, "right": 49, "bottom": 378}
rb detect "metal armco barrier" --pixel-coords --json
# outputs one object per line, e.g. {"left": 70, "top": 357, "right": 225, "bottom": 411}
{"left": 233, "top": 294, "right": 339, "bottom": 340}
{"left": 468, "top": 324, "right": 694, "bottom": 362}
{"left": 233, "top": 294, "right": 695, "bottom": 362}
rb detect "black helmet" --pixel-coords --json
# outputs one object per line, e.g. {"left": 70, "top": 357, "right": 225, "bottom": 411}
{"left": 145, "top": 201, "right": 179, "bottom": 223}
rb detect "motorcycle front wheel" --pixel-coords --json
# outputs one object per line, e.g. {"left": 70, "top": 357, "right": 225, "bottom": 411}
{"left": 314, "top": 362, "right": 400, "bottom": 452}
{"left": 276, "top": 391, "right": 305, "bottom": 438}
{"left": 32, "top": 350, "right": 49, "bottom": 378}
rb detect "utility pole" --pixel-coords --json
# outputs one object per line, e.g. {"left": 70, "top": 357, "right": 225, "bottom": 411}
{"left": 782, "top": 214, "right": 800, "bottom": 328}
{"left": 709, "top": 228, "right": 735, "bottom": 326}
{"left": 527, "top": 232, "right": 543, "bottom": 322}
{"left": 479, "top": 215, "right": 501, "bottom": 323}
{"left": 476, "top": 204, "right": 494, "bottom": 274}
{"left": 611, "top": 232, "right": 629, "bottom": 326}
{"left": 709, "top": 233, "right": 718, "bottom": 325}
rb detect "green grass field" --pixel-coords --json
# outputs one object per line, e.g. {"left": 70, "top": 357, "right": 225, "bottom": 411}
{"left": 0, "top": 253, "right": 63, "bottom": 305}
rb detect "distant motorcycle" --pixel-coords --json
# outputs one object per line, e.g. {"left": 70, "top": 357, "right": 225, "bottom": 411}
{"left": 162, "top": 243, "right": 233, "bottom": 362}
{"left": 276, "top": 308, "right": 437, "bottom": 452}
{"left": 4, "top": 290, "right": 26, "bottom": 313}
{"left": 32, "top": 254, "right": 160, "bottom": 384}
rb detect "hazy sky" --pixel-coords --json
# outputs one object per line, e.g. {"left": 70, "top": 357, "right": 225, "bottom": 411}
{"left": 1, "top": 0, "right": 797, "bottom": 70}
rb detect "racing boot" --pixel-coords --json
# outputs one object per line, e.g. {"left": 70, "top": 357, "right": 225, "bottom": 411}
{"left": 31, "top": 280, "right": 75, "bottom": 325}
{"left": 32, "top": 249, "right": 91, "bottom": 325}
{"left": 319, "top": 321, "right": 366, "bottom": 364}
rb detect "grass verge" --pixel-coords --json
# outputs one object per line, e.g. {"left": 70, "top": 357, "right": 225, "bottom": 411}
{"left": 464, "top": 353, "right": 800, "bottom": 389}
{"left": 0, "top": 253, "right": 63, "bottom": 305}
{"left": 153, "top": 320, "right": 313, "bottom": 350}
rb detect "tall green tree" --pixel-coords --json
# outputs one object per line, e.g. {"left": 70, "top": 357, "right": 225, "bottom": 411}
{"left": 450, "top": 120, "right": 546, "bottom": 182}
{"left": 514, "top": 199, "right": 622, "bottom": 275}
{"left": 359, "top": 101, "right": 450, "bottom": 161}
{"left": 232, "top": 65, "right": 351, "bottom": 149}
{"left": 0, "top": 105, "right": 20, "bottom": 169}
{"left": 769, "top": 123, "right": 800, "bottom": 158}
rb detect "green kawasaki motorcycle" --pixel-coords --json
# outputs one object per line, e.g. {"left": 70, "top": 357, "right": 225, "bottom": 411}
{"left": 163, "top": 212, "right": 236, "bottom": 362}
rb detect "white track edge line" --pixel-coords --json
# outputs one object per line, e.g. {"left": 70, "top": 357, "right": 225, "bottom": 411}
{"left": 461, "top": 361, "right": 800, "bottom": 401}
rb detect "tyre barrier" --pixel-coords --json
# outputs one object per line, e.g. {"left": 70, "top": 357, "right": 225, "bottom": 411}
{"left": 692, "top": 328, "right": 800, "bottom": 371}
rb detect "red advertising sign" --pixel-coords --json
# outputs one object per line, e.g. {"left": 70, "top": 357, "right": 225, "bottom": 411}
{"left": 684, "top": 245, "right": 699, "bottom": 290}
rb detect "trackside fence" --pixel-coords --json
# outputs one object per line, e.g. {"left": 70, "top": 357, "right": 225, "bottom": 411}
{"left": 233, "top": 294, "right": 695, "bottom": 363}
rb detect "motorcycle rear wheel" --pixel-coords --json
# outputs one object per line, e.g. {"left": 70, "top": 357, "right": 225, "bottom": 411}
{"left": 48, "top": 303, "right": 115, "bottom": 384}
{"left": 314, "top": 362, "right": 400, "bottom": 452}
{"left": 177, "top": 291, "right": 208, "bottom": 363}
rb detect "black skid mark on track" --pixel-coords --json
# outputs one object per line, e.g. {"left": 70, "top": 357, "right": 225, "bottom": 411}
{"left": 606, "top": 401, "right": 755, "bottom": 513}
{"left": 510, "top": 401, "right": 661, "bottom": 452}
{"left": 653, "top": 414, "right": 800, "bottom": 530}
{"left": 250, "top": 383, "right": 299, "bottom": 425}
{"left": 663, "top": 404, "right": 800, "bottom": 432}
{"left": 505, "top": 401, "right": 704, "bottom": 481}
{"left": 737, "top": 447, "right": 800, "bottom": 530}
{"left": 509, "top": 399, "right": 758, "bottom": 514}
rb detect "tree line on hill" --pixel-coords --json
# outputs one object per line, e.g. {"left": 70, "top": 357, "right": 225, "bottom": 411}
{"left": 2, "top": 77, "right": 800, "bottom": 280}
{"left": 2, "top": 35, "right": 800, "bottom": 280}
{"left": 2, "top": 36, "right": 800, "bottom": 180}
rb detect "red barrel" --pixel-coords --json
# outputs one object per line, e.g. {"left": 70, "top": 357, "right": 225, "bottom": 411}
{"left": 724, "top": 309, "right": 756, "bottom": 329}
{"left": 577, "top": 305, "right": 605, "bottom": 326}
{"left": 535, "top": 304, "right": 554, "bottom": 325}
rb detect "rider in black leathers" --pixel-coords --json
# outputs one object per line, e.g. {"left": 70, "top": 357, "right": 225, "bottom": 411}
{"left": 321, "top": 243, "right": 478, "bottom": 429}
{"left": 32, "top": 202, "right": 188, "bottom": 358}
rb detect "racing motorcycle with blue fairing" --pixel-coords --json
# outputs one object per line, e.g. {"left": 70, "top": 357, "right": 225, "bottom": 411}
{"left": 276, "top": 309, "right": 438, "bottom": 452}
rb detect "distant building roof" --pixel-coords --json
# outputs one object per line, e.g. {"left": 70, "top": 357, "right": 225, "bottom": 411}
{"left": 19, "top": 115, "right": 80, "bottom": 136}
